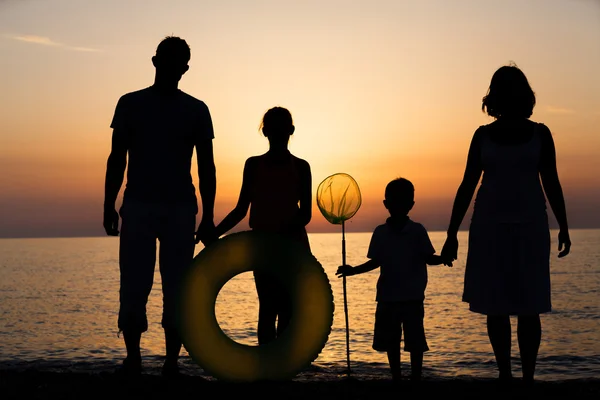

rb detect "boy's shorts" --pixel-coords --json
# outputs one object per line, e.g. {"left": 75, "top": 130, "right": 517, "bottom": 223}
{"left": 372, "top": 300, "right": 429, "bottom": 353}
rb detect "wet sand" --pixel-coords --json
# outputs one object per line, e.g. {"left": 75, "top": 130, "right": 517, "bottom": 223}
{"left": 1, "top": 369, "right": 599, "bottom": 399}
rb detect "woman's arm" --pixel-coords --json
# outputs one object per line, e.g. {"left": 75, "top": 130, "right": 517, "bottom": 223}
{"left": 214, "top": 158, "right": 254, "bottom": 238}
{"left": 447, "top": 128, "right": 484, "bottom": 235}
{"left": 539, "top": 124, "right": 571, "bottom": 257}
{"left": 441, "top": 128, "right": 484, "bottom": 261}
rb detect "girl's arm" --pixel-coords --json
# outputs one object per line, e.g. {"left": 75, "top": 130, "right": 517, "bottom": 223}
{"left": 284, "top": 158, "right": 312, "bottom": 231}
{"left": 214, "top": 158, "right": 254, "bottom": 238}
{"left": 296, "top": 159, "right": 312, "bottom": 227}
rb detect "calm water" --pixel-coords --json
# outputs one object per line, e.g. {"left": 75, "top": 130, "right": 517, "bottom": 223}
{"left": 0, "top": 230, "right": 599, "bottom": 381}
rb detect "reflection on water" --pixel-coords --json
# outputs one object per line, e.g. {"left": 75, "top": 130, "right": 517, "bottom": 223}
{"left": 0, "top": 230, "right": 599, "bottom": 381}
{"left": 215, "top": 271, "right": 259, "bottom": 347}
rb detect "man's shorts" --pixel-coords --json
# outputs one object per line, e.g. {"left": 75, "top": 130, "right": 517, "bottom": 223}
{"left": 372, "top": 300, "right": 429, "bottom": 353}
{"left": 117, "top": 198, "right": 197, "bottom": 333}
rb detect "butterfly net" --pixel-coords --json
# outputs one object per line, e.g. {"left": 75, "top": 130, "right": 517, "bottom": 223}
{"left": 316, "top": 173, "right": 362, "bottom": 225}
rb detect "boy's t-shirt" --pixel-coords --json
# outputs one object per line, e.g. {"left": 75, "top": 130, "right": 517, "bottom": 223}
{"left": 110, "top": 87, "right": 214, "bottom": 206}
{"left": 367, "top": 218, "right": 436, "bottom": 302}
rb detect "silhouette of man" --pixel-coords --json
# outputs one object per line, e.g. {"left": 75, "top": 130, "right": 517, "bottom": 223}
{"left": 103, "top": 36, "right": 216, "bottom": 376}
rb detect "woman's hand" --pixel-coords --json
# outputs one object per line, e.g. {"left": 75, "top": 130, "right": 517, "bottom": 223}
{"left": 557, "top": 229, "right": 571, "bottom": 258}
{"left": 441, "top": 234, "right": 459, "bottom": 263}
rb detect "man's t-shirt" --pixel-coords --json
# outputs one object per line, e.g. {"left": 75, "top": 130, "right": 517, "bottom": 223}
{"left": 110, "top": 87, "right": 213, "bottom": 206}
{"left": 367, "top": 218, "right": 436, "bottom": 302}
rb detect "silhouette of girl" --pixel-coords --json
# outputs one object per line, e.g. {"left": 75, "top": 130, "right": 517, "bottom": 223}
{"left": 214, "top": 106, "right": 312, "bottom": 345}
{"left": 441, "top": 63, "right": 571, "bottom": 385}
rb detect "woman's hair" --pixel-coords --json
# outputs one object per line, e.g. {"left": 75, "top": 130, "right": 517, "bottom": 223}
{"left": 259, "top": 107, "right": 294, "bottom": 136}
{"left": 482, "top": 63, "right": 536, "bottom": 119}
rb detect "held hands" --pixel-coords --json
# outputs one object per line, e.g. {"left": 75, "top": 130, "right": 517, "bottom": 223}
{"left": 335, "top": 265, "right": 354, "bottom": 278}
{"left": 442, "top": 256, "right": 454, "bottom": 268}
{"left": 195, "top": 218, "right": 217, "bottom": 247}
{"left": 441, "top": 234, "right": 458, "bottom": 265}
{"left": 557, "top": 229, "right": 571, "bottom": 258}
{"left": 103, "top": 207, "right": 119, "bottom": 236}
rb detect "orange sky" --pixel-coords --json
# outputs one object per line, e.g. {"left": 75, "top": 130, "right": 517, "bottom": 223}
{"left": 0, "top": 0, "right": 599, "bottom": 238}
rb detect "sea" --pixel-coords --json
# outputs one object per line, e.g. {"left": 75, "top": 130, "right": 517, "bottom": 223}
{"left": 0, "top": 229, "right": 598, "bottom": 382}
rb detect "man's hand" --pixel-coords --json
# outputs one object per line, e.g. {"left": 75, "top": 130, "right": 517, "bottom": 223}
{"left": 103, "top": 207, "right": 119, "bottom": 236}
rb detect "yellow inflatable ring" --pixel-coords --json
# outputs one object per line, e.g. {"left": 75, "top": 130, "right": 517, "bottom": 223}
{"left": 178, "top": 230, "right": 334, "bottom": 382}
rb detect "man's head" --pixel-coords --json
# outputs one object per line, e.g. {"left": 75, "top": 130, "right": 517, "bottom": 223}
{"left": 383, "top": 177, "right": 415, "bottom": 217}
{"left": 152, "top": 36, "right": 191, "bottom": 84}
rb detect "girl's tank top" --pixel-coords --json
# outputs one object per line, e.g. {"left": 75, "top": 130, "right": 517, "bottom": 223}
{"left": 249, "top": 154, "right": 310, "bottom": 249}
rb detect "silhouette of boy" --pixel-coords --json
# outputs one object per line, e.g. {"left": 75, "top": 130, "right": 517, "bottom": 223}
{"left": 103, "top": 36, "right": 216, "bottom": 376}
{"left": 337, "top": 177, "right": 452, "bottom": 382}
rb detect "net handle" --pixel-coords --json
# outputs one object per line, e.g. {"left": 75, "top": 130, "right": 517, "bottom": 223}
{"left": 342, "top": 220, "right": 351, "bottom": 375}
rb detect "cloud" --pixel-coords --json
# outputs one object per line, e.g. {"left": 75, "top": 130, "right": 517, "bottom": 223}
{"left": 13, "top": 35, "right": 61, "bottom": 46}
{"left": 6, "top": 34, "right": 101, "bottom": 52}
{"left": 69, "top": 46, "right": 102, "bottom": 53}
{"left": 545, "top": 106, "right": 575, "bottom": 115}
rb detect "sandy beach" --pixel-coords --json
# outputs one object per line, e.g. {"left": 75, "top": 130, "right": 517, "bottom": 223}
{"left": 2, "top": 369, "right": 599, "bottom": 399}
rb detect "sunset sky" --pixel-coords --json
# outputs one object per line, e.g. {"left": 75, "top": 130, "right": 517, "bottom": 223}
{"left": 0, "top": 0, "right": 599, "bottom": 238}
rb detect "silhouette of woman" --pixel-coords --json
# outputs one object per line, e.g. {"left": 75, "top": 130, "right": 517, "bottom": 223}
{"left": 441, "top": 63, "right": 571, "bottom": 385}
{"left": 214, "top": 106, "right": 312, "bottom": 345}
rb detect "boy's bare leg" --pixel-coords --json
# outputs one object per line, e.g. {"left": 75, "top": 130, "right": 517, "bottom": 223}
{"left": 386, "top": 345, "right": 401, "bottom": 381}
{"left": 410, "top": 351, "right": 423, "bottom": 381}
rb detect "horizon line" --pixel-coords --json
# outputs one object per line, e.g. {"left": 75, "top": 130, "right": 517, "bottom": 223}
{"left": 0, "top": 227, "right": 595, "bottom": 240}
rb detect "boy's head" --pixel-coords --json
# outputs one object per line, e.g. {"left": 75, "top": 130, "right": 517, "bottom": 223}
{"left": 383, "top": 178, "right": 415, "bottom": 217}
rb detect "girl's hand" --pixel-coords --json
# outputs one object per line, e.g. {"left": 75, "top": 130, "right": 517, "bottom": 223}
{"left": 336, "top": 265, "right": 354, "bottom": 277}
